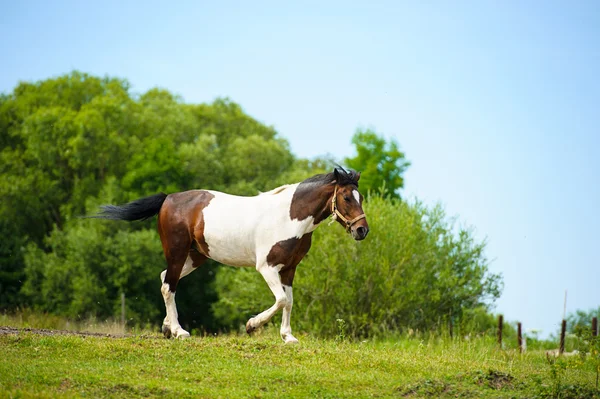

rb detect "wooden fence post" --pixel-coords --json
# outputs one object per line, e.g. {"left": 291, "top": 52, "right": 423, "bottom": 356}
{"left": 593, "top": 317, "right": 598, "bottom": 337}
{"left": 121, "top": 292, "right": 126, "bottom": 329}
{"left": 497, "top": 315, "right": 503, "bottom": 348}
{"left": 559, "top": 319, "right": 566, "bottom": 354}
{"left": 517, "top": 322, "right": 523, "bottom": 353}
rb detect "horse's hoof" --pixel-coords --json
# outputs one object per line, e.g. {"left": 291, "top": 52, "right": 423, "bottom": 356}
{"left": 162, "top": 325, "right": 172, "bottom": 339}
{"left": 283, "top": 334, "right": 299, "bottom": 344}
{"left": 175, "top": 329, "right": 190, "bottom": 339}
{"left": 246, "top": 319, "right": 256, "bottom": 335}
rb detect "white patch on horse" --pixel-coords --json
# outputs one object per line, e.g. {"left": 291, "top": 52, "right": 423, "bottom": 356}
{"left": 270, "top": 262, "right": 285, "bottom": 272}
{"left": 159, "top": 255, "right": 197, "bottom": 339}
{"left": 280, "top": 284, "right": 298, "bottom": 344}
{"left": 246, "top": 264, "right": 289, "bottom": 328}
{"left": 202, "top": 183, "right": 318, "bottom": 268}
{"left": 160, "top": 282, "right": 190, "bottom": 339}
{"left": 179, "top": 255, "right": 195, "bottom": 279}
{"left": 352, "top": 189, "right": 360, "bottom": 204}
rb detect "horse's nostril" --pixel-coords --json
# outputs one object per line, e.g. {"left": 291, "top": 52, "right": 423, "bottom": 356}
{"left": 357, "top": 227, "right": 367, "bottom": 237}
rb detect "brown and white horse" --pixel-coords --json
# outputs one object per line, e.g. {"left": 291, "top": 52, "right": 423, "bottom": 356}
{"left": 95, "top": 167, "right": 369, "bottom": 343}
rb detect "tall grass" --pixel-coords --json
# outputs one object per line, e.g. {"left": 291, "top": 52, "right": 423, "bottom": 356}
{"left": 0, "top": 308, "right": 155, "bottom": 336}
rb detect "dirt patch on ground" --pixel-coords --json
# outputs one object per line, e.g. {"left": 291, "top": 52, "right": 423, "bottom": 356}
{"left": 397, "top": 379, "right": 455, "bottom": 397}
{"left": 0, "top": 326, "right": 126, "bottom": 338}
{"left": 472, "top": 369, "right": 515, "bottom": 390}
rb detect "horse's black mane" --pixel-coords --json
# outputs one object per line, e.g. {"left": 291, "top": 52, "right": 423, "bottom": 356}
{"left": 302, "top": 167, "right": 359, "bottom": 187}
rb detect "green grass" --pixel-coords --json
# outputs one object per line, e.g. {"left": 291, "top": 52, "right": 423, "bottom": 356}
{"left": 1, "top": 326, "right": 599, "bottom": 399}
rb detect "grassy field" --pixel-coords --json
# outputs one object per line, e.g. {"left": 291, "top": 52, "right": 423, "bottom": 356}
{"left": 1, "top": 323, "right": 599, "bottom": 399}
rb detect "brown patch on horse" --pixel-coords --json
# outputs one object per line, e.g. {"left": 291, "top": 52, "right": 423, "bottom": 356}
{"left": 267, "top": 237, "right": 299, "bottom": 266}
{"left": 289, "top": 169, "right": 360, "bottom": 224}
{"left": 157, "top": 190, "right": 215, "bottom": 292}
{"left": 194, "top": 195, "right": 215, "bottom": 257}
{"left": 289, "top": 182, "right": 334, "bottom": 224}
{"left": 267, "top": 233, "right": 313, "bottom": 286}
{"left": 188, "top": 249, "right": 206, "bottom": 268}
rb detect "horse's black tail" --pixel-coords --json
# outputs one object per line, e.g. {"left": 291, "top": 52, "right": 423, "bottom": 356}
{"left": 91, "top": 193, "right": 168, "bottom": 221}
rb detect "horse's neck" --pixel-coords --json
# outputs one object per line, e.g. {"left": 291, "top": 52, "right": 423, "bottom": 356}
{"left": 314, "top": 187, "right": 334, "bottom": 222}
{"left": 293, "top": 182, "right": 334, "bottom": 225}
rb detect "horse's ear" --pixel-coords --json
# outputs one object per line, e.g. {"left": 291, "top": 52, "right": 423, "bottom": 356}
{"left": 356, "top": 172, "right": 361, "bottom": 182}
{"left": 333, "top": 167, "right": 342, "bottom": 182}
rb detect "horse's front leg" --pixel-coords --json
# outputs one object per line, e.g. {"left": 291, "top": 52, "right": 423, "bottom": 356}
{"left": 279, "top": 267, "right": 298, "bottom": 344}
{"left": 279, "top": 285, "right": 298, "bottom": 343}
{"left": 246, "top": 263, "right": 294, "bottom": 342}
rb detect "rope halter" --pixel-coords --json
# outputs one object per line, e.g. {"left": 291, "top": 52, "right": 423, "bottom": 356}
{"left": 329, "top": 185, "right": 366, "bottom": 232}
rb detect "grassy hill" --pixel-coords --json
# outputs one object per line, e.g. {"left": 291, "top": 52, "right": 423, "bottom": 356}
{"left": 1, "top": 326, "right": 598, "bottom": 398}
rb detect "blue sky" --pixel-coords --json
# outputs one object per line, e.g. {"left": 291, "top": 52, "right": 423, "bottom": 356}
{"left": 2, "top": 0, "right": 598, "bottom": 338}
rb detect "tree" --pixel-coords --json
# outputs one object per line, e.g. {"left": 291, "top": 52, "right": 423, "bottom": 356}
{"left": 566, "top": 306, "right": 600, "bottom": 335}
{"left": 1, "top": 72, "right": 297, "bottom": 325}
{"left": 344, "top": 129, "right": 410, "bottom": 199}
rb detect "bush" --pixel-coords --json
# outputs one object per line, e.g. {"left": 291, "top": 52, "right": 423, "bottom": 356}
{"left": 212, "top": 195, "right": 502, "bottom": 338}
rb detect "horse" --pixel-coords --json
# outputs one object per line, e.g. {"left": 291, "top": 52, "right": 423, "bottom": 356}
{"left": 94, "top": 166, "right": 369, "bottom": 343}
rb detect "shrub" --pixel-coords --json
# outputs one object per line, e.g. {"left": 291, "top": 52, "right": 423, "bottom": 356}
{"left": 212, "top": 195, "right": 502, "bottom": 338}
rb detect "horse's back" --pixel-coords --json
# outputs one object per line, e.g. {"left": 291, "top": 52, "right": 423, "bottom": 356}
{"left": 159, "top": 185, "right": 311, "bottom": 268}
{"left": 201, "top": 187, "right": 298, "bottom": 266}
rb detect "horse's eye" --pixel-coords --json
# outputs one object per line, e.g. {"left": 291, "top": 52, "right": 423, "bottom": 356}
{"left": 343, "top": 195, "right": 350, "bottom": 202}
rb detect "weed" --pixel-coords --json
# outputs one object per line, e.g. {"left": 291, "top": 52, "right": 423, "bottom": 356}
{"left": 335, "top": 318, "right": 347, "bottom": 342}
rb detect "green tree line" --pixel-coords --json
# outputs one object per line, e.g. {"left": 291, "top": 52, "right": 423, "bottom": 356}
{"left": 0, "top": 72, "right": 501, "bottom": 337}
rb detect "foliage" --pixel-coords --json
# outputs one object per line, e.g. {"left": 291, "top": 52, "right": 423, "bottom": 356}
{"left": 344, "top": 128, "right": 410, "bottom": 198}
{"left": 1, "top": 71, "right": 501, "bottom": 338}
{"left": 212, "top": 195, "right": 502, "bottom": 338}
{"left": 566, "top": 306, "right": 600, "bottom": 335}
{"left": 271, "top": 155, "right": 338, "bottom": 188}
{"left": 563, "top": 307, "right": 600, "bottom": 392}
{"left": 0, "top": 221, "right": 26, "bottom": 309}
{"left": 454, "top": 307, "right": 520, "bottom": 348}
{"left": 0, "top": 72, "right": 294, "bottom": 328}
{"left": 21, "top": 218, "right": 167, "bottom": 323}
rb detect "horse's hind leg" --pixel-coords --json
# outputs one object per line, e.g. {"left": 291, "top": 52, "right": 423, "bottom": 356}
{"left": 158, "top": 216, "right": 206, "bottom": 339}
{"left": 160, "top": 250, "right": 206, "bottom": 339}
{"left": 160, "top": 249, "right": 189, "bottom": 339}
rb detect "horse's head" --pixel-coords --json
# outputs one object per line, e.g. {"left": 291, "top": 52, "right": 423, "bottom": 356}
{"left": 331, "top": 167, "right": 369, "bottom": 241}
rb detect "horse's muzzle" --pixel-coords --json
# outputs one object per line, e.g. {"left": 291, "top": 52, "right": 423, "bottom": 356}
{"left": 353, "top": 226, "right": 369, "bottom": 241}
